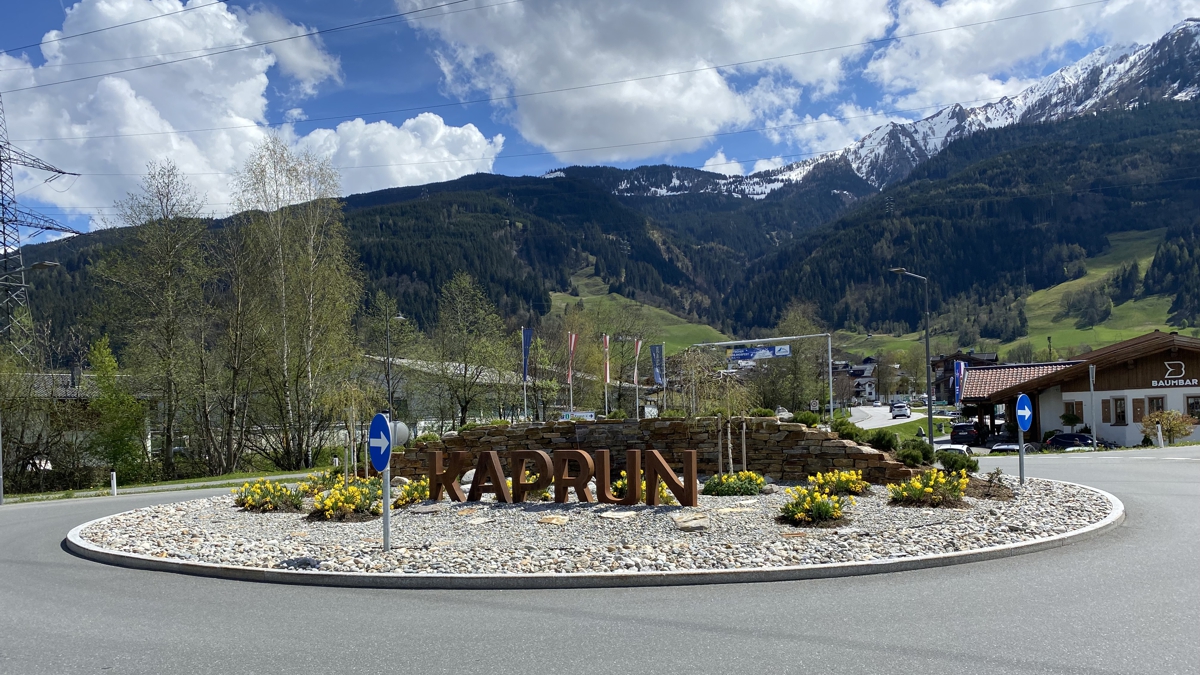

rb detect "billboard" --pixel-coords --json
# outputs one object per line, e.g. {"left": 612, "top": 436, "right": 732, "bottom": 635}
{"left": 729, "top": 345, "right": 792, "bottom": 361}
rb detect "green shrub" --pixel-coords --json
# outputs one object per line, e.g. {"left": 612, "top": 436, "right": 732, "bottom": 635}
{"left": 414, "top": 431, "right": 441, "bottom": 443}
{"left": 704, "top": 408, "right": 730, "bottom": 418}
{"left": 458, "top": 422, "right": 482, "bottom": 432}
{"left": 809, "top": 469, "right": 868, "bottom": 495}
{"left": 936, "top": 451, "right": 980, "bottom": 473}
{"left": 864, "top": 428, "right": 899, "bottom": 451}
{"left": 232, "top": 478, "right": 304, "bottom": 512}
{"left": 896, "top": 447, "right": 924, "bottom": 467}
{"left": 780, "top": 486, "right": 852, "bottom": 524}
{"left": 660, "top": 409, "right": 689, "bottom": 418}
{"left": 487, "top": 418, "right": 511, "bottom": 427}
{"left": 796, "top": 411, "right": 821, "bottom": 426}
{"left": 749, "top": 407, "right": 776, "bottom": 417}
{"left": 887, "top": 469, "right": 969, "bottom": 506}
{"left": 702, "top": 471, "right": 765, "bottom": 496}
{"left": 901, "top": 438, "right": 935, "bottom": 463}
{"left": 830, "top": 418, "right": 863, "bottom": 442}
{"left": 606, "top": 410, "right": 627, "bottom": 421}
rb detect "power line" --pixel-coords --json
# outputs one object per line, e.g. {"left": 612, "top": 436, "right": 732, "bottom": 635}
{"left": 4, "top": 0, "right": 1111, "bottom": 122}
{"left": 0, "top": 0, "right": 493, "bottom": 95}
{"left": 0, "top": 0, "right": 226, "bottom": 55}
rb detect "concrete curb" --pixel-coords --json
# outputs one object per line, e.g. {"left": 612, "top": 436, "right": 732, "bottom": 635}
{"left": 65, "top": 479, "right": 1125, "bottom": 590}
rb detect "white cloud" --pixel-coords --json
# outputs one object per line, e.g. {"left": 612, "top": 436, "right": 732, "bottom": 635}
{"left": 401, "top": 0, "right": 892, "bottom": 162}
{"left": 702, "top": 149, "right": 743, "bottom": 176}
{"left": 767, "top": 103, "right": 910, "bottom": 155}
{"left": 1, "top": 0, "right": 502, "bottom": 225}
{"left": 751, "top": 156, "right": 785, "bottom": 173}
{"left": 866, "top": 0, "right": 1200, "bottom": 110}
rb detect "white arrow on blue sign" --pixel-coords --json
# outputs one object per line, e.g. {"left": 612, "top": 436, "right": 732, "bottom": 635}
{"left": 1015, "top": 394, "right": 1033, "bottom": 433}
{"left": 369, "top": 413, "right": 392, "bottom": 473}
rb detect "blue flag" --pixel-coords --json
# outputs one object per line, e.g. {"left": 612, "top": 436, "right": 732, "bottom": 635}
{"left": 953, "top": 360, "right": 967, "bottom": 405}
{"left": 521, "top": 327, "right": 533, "bottom": 382}
{"left": 650, "top": 344, "right": 665, "bottom": 385}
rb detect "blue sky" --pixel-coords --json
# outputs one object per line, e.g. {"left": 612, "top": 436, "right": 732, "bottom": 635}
{"left": 0, "top": 0, "right": 1195, "bottom": 235}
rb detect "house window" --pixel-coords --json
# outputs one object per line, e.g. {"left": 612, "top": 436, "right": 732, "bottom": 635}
{"left": 1188, "top": 396, "right": 1200, "bottom": 419}
{"left": 1102, "top": 399, "right": 1111, "bottom": 424}
{"left": 1147, "top": 397, "right": 1165, "bottom": 414}
{"left": 1132, "top": 398, "right": 1145, "bottom": 424}
{"left": 1113, "top": 398, "right": 1127, "bottom": 426}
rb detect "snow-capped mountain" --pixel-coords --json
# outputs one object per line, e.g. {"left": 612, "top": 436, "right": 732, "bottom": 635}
{"left": 550, "top": 18, "right": 1200, "bottom": 199}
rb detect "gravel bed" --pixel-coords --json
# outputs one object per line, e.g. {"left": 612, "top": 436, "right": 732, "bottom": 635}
{"left": 79, "top": 475, "right": 1112, "bottom": 575}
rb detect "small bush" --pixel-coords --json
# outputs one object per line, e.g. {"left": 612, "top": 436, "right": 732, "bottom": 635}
{"left": 311, "top": 476, "right": 383, "bottom": 520}
{"left": 487, "top": 418, "right": 511, "bottom": 427}
{"left": 809, "top": 469, "right": 868, "bottom": 495}
{"left": 606, "top": 410, "right": 627, "bottom": 421}
{"left": 660, "top": 409, "right": 689, "bottom": 418}
{"left": 887, "top": 469, "right": 969, "bottom": 507}
{"left": 392, "top": 476, "right": 430, "bottom": 508}
{"left": 864, "top": 428, "right": 899, "bottom": 451}
{"left": 937, "top": 451, "right": 980, "bottom": 473}
{"left": 612, "top": 470, "right": 676, "bottom": 505}
{"left": 702, "top": 470, "right": 765, "bottom": 496}
{"left": 297, "top": 470, "right": 340, "bottom": 497}
{"left": 830, "top": 418, "right": 864, "bottom": 442}
{"left": 749, "top": 407, "right": 776, "bottom": 417}
{"left": 458, "top": 422, "right": 482, "bottom": 432}
{"left": 780, "top": 486, "right": 852, "bottom": 524}
{"left": 414, "top": 432, "right": 441, "bottom": 443}
{"left": 704, "top": 408, "right": 730, "bottom": 418}
{"left": 896, "top": 447, "right": 923, "bottom": 467}
{"left": 901, "top": 437, "right": 935, "bottom": 463}
{"left": 232, "top": 478, "right": 304, "bottom": 512}
{"left": 796, "top": 411, "right": 821, "bottom": 426}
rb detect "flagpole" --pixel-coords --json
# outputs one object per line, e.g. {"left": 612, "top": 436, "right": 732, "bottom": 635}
{"left": 568, "top": 332, "right": 575, "bottom": 413}
{"left": 634, "top": 339, "right": 641, "bottom": 421}
{"left": 603, "top": 334, "right": 610, "bottom": 417}
{"left": 662, "top": 342, "right": 668, "bottom": 413}
{"left": 522, "top": 327, "right": 529, "bottom": 421}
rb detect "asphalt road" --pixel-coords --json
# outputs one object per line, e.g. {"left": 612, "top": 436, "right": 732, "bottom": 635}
{"left": 1, "top": 447, "right": 1197, "bottom": 675}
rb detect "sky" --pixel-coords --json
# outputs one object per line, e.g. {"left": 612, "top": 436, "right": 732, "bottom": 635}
{"left": 2, "top": 0, "right": 1199, "bottom": 237}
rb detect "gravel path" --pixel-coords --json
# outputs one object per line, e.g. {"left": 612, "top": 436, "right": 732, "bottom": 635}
{"left": 79, "top": 475, "right": 1112, "bottom": 575}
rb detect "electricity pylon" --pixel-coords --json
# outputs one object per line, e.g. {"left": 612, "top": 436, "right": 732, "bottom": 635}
{"left": 0, "top": 91, "right": 81, "bottom": 358}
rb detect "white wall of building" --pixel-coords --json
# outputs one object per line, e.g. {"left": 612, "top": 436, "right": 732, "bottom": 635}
{"left": 1058, "top": 386, "right": 1200, "bottom": 447}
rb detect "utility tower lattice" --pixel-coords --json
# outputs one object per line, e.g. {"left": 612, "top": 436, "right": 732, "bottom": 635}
{"left": 0, "top": 92, "right": 81, "bottom": 356}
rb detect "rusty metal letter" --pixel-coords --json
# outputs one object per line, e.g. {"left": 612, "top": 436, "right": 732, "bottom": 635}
{"left": 427, "top": 450, "right": 468, "bottom": 502}
{"left": 467, "top": 451, "right": 512, "bottom": 503}
{"left": 509, "top": 450, "right": 553, "bottom": 502}
{"left": 552, "top": 449, "right": 595, "bottom": 503}
{"left": 594, "top": 449, "right": 641, "bottom": 505}
{"left": 643, "top": 449, "right": 698, "bottom": 507}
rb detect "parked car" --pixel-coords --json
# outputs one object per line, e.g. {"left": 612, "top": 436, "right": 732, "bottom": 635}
{"left": 990, "top": 441, "right": 1037, "bottom": 454}
{"left": 1043, "top": 433, "right": 1097, "bottom": 450}
{"left": 891, "top": 403, "right": 911, "bottom": 419}
{"left": 950, "top": 423, "right": 980, "bottom": 445}
{"left": 872, "top": 400, "right": 882, "bottom": 407}
{"left": 936, "top": 444, "right": 973, "bottom": 456}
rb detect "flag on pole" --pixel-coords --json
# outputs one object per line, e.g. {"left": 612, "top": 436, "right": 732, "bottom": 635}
{"left": 521, "top": 327, "right": 533, "bottom": 382}
{"left": 603, "top": 334, "right": 610, "bottom": 384}
{"left": 567, "top": 332, "right": 578, "bottom": 384}
{"left": 953, "top": 360, "right": 967, "bottom": 405}
{"left": 650, "top": 344, "right": 665, "bottom": 385}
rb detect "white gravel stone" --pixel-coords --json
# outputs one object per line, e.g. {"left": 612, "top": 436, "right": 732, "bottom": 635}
{"left": 79, "top": 475, "right": 1112, "bottom": 576}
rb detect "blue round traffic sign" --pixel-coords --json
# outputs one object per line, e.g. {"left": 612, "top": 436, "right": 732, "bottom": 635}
{"left": 368, "top": 413, "right": 392, "bottom": 473}
{"left": 1015, "top": 394, "right": 1033, "bottom": 433}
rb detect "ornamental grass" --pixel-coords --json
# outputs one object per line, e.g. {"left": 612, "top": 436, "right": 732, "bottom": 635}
{"left": 887, "top": 469, "right": 970, "bottom": 507}
{"left": 702, "top": 470, "right": 765, "bottom": 496}
{"left": 612, "top": 470, "right": 677, "bottom": 505}
{"left": 808, "top": 469, "right": 868, "bottom": 495}
{"left": 232, "top": 478, "right": 304, "bottom": 512}
{"left": 311, "top": 476, "right": 383, "bottom": 520}
{"left": 780, "top": 486, "right": 852, "bottom": 525}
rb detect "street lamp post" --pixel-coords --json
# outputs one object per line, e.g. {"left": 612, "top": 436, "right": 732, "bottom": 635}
{"left": 385, "top": 313, "right": 405, "bottom": 418}
{"left": 890, "top": 268, "right": 935, "bottom": 448}
{"left": 0, "top": 261, "right": 61, "bottom": 506}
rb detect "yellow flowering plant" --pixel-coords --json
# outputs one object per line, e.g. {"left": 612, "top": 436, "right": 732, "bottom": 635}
{"left": 809, "top": 469, "right": 868, "bottom": 495}
{"left": 780, "top": 485, "right": 852, "bottom": 524}
{"left": 297, "top": 470, "right": 341, "bottom": 497}
{"left": 311, "top": 476, "right": 383, "bottom": 520}
{"left": 393, "top": 476, "right": 431, "bottom": 508}
{"left": 612, "top": 470, "right": 677, "bottom": 505}
{"left": 887, "top": 469, "right": 970, "bottom": 506}
{"left": 702, "top": 470, "right": 766, "bottom": 496}
{"left": 232, "top": 478, "right": 304, "bottom": 512}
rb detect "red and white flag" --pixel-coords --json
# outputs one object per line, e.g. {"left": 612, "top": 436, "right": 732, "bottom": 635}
{"left": 567, "top": 332, "right": 578, "bottom": 383}
{"left": 603, "top": 334, "right": 611, "bottom": 384}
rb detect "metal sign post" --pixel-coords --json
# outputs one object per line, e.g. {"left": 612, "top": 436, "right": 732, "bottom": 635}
{"left": 1015, "top": 393, "right": 1033, "bottom": 485}
{"left": 369, "top": 414, "right": 393, "bottom": 551}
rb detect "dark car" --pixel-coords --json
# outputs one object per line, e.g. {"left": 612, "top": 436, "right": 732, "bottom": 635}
{"left": 950, "top": 423, "right": 980, "bottom": 445}
{"left": 1043, "top": 433, "right": 1097, "bottom": 450}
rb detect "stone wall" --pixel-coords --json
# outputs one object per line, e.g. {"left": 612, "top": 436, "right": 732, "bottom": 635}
{"left": 391, "top": 417, "right": 918, "bottom": 484}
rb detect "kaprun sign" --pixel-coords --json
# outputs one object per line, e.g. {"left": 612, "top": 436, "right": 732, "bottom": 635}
{"left": 425, "top": 449, "right": 699, "bottom": 507}
{"left": 1152, "top": 361, "right": 1198, "bottom": 388}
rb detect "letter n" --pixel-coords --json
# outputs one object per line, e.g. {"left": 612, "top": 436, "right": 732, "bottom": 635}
{"left": 643, "top": 449, "right": 698, "bottom": 507}
{"left": 427, "top": 450, "right": 468, "bottom": 502}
